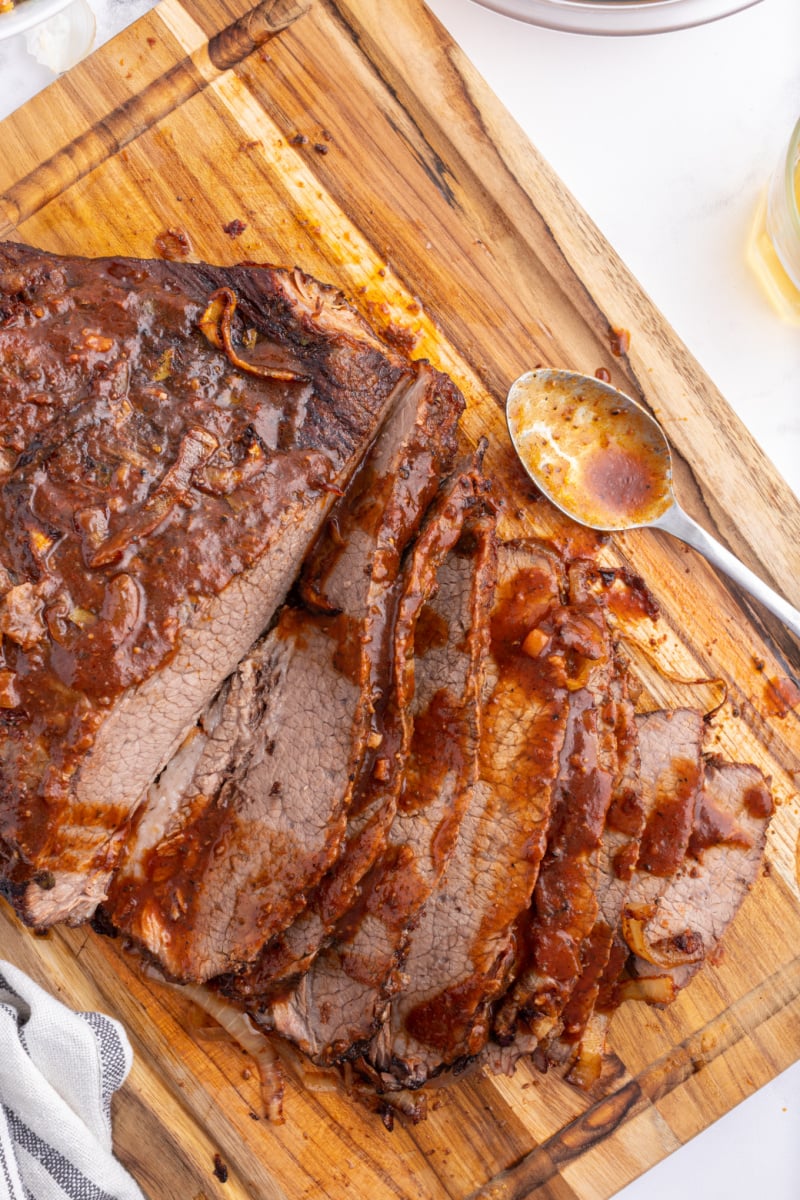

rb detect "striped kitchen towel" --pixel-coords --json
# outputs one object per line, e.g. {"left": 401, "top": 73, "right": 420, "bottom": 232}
{"left": 0, "top": 960, "right": 144, "bottom": 1200}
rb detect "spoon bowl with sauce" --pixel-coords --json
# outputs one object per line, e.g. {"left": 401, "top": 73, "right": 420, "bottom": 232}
{"left": 507, "top": 369, "right": 800, "bottom": 641}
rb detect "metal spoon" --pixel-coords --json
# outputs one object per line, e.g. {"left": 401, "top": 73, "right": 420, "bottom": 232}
{"left": 506, "top": 368, "right": 800, "bottom": 641}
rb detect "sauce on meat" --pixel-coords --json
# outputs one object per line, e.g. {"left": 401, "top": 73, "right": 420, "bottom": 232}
{"left": 743, "top": 782, "right": 774, "bottom": 819}
{"left": 636, "top": 755, "right": 703, "bottom": 876}
{"left": 688, "top": 794, "right": 754, "bottom": 860}
{"left": 559, "top": 920, "right": 615, "bottom": 1041}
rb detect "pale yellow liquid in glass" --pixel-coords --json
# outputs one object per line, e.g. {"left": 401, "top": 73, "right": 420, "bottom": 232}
{"left": 747, "top": 157, "right": 800, "bottom": 325}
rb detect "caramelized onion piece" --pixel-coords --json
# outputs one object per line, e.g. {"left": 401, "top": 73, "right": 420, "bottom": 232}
{"left": 197, "top": 291, "right": 226, "bottom": 350}
{"left": 0, "top": 669, "right": 20, "bottom": 709}
{"left": 199, "top": 287, "right": 308, "bottom": 381}
{"left": 0, "top": 582, "right": 46, "bottom": 649}
{"left": 622, "top": 910, "right": 705, "bottom": 968}
{"left": 90, "top": 428, "right": 219, "bottom": 567}
{"left": 194, "top": 441, "right": 268, "bottom": 497}
{"left": 565, "top": 1017, "right": 608, "bottom": 1090}
{"left": 521, "top": 627, "right": 549, "bottom": 658}
{"left": 616, "top": 630, "right": 729, "bottom": 720}
{"left": 616, "top": 974, "right": 677, "bottom": 1005}
{"left": 175, "top": 983, "right": 288, "bottom": 1124}
{"left": 100, "top": 574, "right": 141, "bottom": 648}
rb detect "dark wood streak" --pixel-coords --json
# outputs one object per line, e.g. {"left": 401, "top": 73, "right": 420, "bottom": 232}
{"left": 448, "top": 78, "right": 640, "bottom": 393}
{"left": 0, "top": 0, "right": 308, "bottom": 232}
{"left": 467, "top": 949, "right": 800, "bottom": 1200}
{"left": 382, "top": 109, "right": 458, "bottom": 208}
{"left": 312, "top": 2, "right": 459, "bottom": 208}
{"left": 208, "top": 0, "right": 310, "bottom": 70}
{"left": 731, "top": 597, "right": 800, "bottom": 676}
{"left": 113, "top": 1085, "right": 207, "bottom": 1198}
{"left": 462, "top": 1079, "right": 639, "bottom": 1200}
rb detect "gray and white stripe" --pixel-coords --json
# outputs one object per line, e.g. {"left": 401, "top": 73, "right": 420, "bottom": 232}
{"left": 0, "top": 962, "right": 144, "bottom": 1200}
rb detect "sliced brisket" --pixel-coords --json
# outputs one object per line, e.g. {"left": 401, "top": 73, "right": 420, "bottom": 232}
{"left": 184, "top": 358, "right": 462, "bottom": 990}
{"left": 545, "top": 662, "right": 644, "bottom": 1084}
{"left": 542, "top": 706, "right": 706, "bottom": 1086}
{"left": 263, "top": 469, "right": 495, "bottom": 1063}
{"left": 622, "top": 708, "right": 706, "bottom": 920}
{"left": 624, "top": 758, "right": 773, "bottom": 999}
{"left": 367, "top": 539, "right": 580, "bottom": 1089}
{"left": 492, "top": 560, "right": 617, "bottom": 1044}
{"left": 0, "top": 242, "right": 444, "bottom": 927}
{"left": 103, "top": 606, "right": 367, "bottom": 981}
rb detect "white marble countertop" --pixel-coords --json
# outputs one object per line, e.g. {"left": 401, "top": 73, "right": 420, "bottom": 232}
{"left": 430, "top": 0, "right": 800, "bottom": 505}
{"left": 2, "top": 1, "right": 800, "bottom": 1197}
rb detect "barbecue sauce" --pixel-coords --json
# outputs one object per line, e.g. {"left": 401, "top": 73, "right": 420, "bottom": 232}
{"left": 597, "top": 567, "right": 660, "bottom": 624}
{"left": 405, "top": 973, "right": 494, "bottom": 1059}
{"left": 559, "top": 920, "right": 615, "bottom": 1041}
{"left": 525, "top": 694, "right": 612, "bottom": 982}
{"left": 743, "top": 782, "right": 774, "bottom": 820}
{"left": 764, "top": 674, "right": 800, "bottom": 718}
{"left": 637, "top": 755, "right": 704, "bottom": 876}
{"left": 492, "top": 586, "right": 619, "bottom": 1040}
{"left": 687, "top": 792, "right": 754, "bottom": 861}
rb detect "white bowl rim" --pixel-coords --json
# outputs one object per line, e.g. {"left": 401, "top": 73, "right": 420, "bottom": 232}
{"left": 0, "top": 0, "right": 80, "bottom": 40}
{"left": 468, "top": 0, "right": 764, "bottom": 35}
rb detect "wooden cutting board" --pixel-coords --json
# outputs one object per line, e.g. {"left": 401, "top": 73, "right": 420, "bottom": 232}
{"left": 2, "top": 2, "right": 800, "bottom": 1197}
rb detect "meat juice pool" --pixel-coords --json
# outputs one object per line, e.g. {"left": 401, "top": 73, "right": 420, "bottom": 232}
{"left": 747, "top": 118, "right": 800, "bottom": 324}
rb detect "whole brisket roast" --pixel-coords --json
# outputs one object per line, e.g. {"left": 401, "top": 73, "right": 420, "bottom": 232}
{"left": 0, "top": 241, "right": 775, "bottom": 1123}
{"left": 0, "top": 241, "right": 460, "bottom": 928}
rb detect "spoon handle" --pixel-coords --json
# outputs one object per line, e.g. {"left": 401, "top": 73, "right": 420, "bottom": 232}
{"left": 655, "top": 505, "right": 800, "bottom": 643}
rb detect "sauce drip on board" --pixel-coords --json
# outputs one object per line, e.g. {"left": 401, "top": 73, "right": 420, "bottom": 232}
{"left": 507, "top": 373, "right": 673, "bottom": 531}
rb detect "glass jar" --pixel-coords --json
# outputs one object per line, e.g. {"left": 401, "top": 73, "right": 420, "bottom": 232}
{"left": 746, "top": 118, "right": 800, "bottom": 324}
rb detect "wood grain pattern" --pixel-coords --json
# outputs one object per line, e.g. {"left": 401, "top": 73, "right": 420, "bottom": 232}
{"left": 1, "top": 1, "right": 799, "bottom": 1197}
